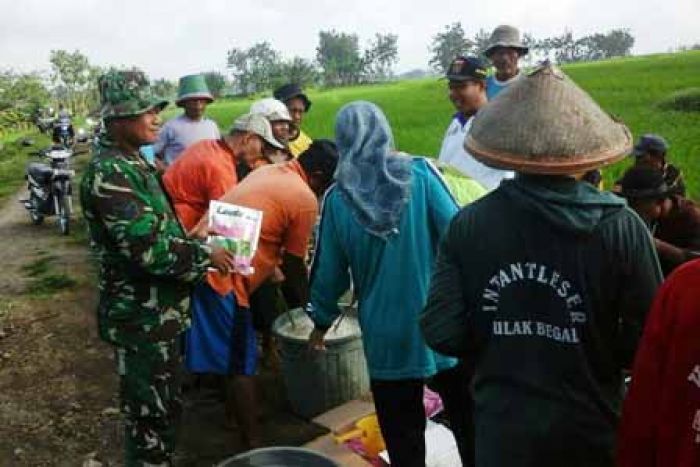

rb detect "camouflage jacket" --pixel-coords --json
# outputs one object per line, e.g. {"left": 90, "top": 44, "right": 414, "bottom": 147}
{"left": 80, "top": 138, "right": 210, "bottom": 348}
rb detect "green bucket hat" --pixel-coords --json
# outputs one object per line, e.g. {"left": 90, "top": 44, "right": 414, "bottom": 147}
{"left": 98, "top": 70, "right": 168, "bottom": 121}
{"left": 176, "top": 74, "right": 214, "bottom": 106}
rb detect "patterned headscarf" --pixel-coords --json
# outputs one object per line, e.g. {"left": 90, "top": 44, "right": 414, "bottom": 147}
{"left": 334, "top": 101, "right": 413, "bottom": 239}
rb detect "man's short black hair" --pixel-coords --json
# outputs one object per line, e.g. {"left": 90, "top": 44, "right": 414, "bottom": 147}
{"left": 619, "top": 166, "right": 674, "bottom": 200}
{"left": 273, "top": 83, "right": 312, "bottom": 111}
{"left": 298, "top": 139, "right": 338, "bottom": 184}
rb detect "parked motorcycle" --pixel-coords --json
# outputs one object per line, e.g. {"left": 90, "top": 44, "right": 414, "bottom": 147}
{"left": 35, "top": 116, "right": 55, "bottom": 135}
{"left": 21, "top": 146, "right": 76, "bottom": 235}
{"left": 52, "top": 118, "right": 74, "bottom": 148}
{"left": 75, "top": 117, "right": 99, "bottom": 145}
{"left": 75, "top": 127, "right": 89, "bottom": 144}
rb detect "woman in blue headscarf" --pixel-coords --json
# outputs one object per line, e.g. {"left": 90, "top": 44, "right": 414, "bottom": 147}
{"left": 306, "top": 101, "right": 472, "bottom": 466}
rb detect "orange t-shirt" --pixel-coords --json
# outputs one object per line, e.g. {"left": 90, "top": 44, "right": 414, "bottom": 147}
{"left": 162, "top": 139, "right": 238, "bottom": 231}
{"left": 162, "top": 139, "right": 247, "bottom": 305}
{"left": 200, "top": 160, "right": 318, "bottom": 303}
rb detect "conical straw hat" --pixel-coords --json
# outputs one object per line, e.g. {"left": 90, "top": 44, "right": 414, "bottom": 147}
{"left": 465, "top": 63, "right": 632, "bottom": 175}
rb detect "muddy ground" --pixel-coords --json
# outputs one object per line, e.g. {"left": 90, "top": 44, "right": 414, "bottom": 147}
{"left": 0, "top": 152, "right": 325, "bottom": 466}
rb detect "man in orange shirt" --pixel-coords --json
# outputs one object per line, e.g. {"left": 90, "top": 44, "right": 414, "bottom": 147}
{"left": 162, "top": 113, "right": 284, "bottom": 447}
{"left": 192, "top": 139, "right": 339, "bottom": 446}
{"left": 163, "top": 113, "right": 284, "bottom": 231}
{"left": 221, "top": 140, "right": 337, "bottom": 302}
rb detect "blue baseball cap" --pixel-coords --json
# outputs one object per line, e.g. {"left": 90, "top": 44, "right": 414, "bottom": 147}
{"left": 446, "top": 56, "right": 489, "bottom": 82}
{"left": 633, "top": 134, "right": 669, "bottom": 157}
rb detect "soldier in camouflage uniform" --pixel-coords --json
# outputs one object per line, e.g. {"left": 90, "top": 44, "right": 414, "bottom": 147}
{"left": 80, "top": 70, "right": 234, "bottom": 466}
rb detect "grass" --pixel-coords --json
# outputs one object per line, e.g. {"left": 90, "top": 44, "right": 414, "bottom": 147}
{"left": 658, "top": 87, "right": 700, "bottom": 112}
{"left": 0, "top": 131, "right": 51, "bottom": 203}
{"left": 22, "top": 251, "right": 77, "bottom": 297}
{"left": 170, "top": 50, "right": 700, "bottom": 199}
{"left": 26, "top": 273, "right": 77, "bottom": 296}
{"left": 22, "top": 252, "right": 77, "bottom": 297}
{"left": 65, "top": 215, "right": 90, "bottom": 247}
{"left": 21, "top": 255, "right": 57, "bottom": 277}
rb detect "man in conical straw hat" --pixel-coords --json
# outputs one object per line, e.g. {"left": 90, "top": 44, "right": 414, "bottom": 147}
{"left": 154, "top": 73, "right": 221, "bottom": 166}
{"left": 484, "top": 25, "right": 529, "bottom": 100}
{"left": 421, "top": 63, "right": 663, "bottom": 467}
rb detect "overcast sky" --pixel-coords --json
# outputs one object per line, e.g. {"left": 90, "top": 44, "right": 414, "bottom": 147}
{"left": 1, "top": 0, "right": 698, "bottom": 80}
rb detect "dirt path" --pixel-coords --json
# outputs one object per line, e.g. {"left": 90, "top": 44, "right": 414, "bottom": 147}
{"left": 0, "top": 169, "right": 325, "bottom": 466}
{"left": 0, "top": 180, "right": 123, "bottom": 466}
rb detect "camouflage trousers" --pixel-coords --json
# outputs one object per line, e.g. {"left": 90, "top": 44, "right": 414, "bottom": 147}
{"left": 116, "top": 339, "right": 182, "bottom": 466}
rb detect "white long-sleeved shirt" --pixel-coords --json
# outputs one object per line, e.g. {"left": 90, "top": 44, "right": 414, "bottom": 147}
{"left": 437, "top": 114, "right": 513, "bottom": 191}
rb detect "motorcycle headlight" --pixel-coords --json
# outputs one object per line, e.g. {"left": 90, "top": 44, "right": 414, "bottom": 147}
{"left": 53, "top": 169, "right": 75, "bottom": 178}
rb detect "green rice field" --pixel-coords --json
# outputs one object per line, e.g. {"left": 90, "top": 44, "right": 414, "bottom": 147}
{"left": 174, "top": 51, "right": 700, "bottom": 198}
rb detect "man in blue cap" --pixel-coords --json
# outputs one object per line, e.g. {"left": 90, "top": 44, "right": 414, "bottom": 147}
{"left": 437, "top": 55, "right": 513, "bottom": 191}
{"left": 631, "top": 133, "right": 685, "bottom": 195}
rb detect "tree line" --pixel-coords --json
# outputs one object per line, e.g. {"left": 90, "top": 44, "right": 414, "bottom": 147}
{"left": 170, "top": 25, "right": 637, "bottom": 96}
{"left": 0, "top": 28, "right": 400, "bottom": 133}
{"left": 428, "top": 23, "right": 636, "bottom": 73}
{"left": 227, "top": 31, "right": 399, "bottom": 94}
{"left": 0, "top": 24, "right": 644, "bottom": 134}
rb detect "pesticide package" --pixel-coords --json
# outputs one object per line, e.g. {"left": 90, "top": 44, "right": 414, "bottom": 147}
{"left": 208, "top": 200, "right": 263, "bottom": 275}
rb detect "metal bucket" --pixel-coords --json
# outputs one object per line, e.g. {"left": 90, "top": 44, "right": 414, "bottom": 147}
{"left": 217, "top": 447, "right": 340, "bottom": 467}
{"left": 272, "top": 307, "right": 369, "bottom": 418}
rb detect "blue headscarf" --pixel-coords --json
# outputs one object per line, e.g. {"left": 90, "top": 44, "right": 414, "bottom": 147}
{"left": 334, "top": 101, "right": 413, "bottom": 239}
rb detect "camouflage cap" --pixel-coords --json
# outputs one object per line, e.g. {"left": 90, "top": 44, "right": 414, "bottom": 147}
{"left": 98, "top": 70, "right": 168, "bottom": 120}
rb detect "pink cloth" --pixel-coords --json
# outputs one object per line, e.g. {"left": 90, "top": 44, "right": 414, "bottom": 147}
{"left": 423, "top": 386, "right": 444, "bottom": 418}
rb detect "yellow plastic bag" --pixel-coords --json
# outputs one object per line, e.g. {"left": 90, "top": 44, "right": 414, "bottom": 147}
{"left": 334, "top": 414, "right": 386, "bottom": 458}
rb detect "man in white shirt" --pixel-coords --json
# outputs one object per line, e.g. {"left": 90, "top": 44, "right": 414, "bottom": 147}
{"left": 438, "top": 56, "right": 513, "bottom": 191}
{"left": 154, "top": 74, "right": 220, "bottom": 166}
{"left": 484, "top": 25, "right": 529, "bottom": 100}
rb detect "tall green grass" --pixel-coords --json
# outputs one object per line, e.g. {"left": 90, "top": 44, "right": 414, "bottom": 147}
{"left": 168, "top": 51, "right": 700, "bottom": 198}
{"left": 0, "top": 132, "right": 51, "bottom": 203}
{"left": 563, "top": 52, "right": 700, "bottom": 194}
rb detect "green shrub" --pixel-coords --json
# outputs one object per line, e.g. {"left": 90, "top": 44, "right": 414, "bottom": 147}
{"left": 0, "top": 132, "right": 50, "bottom": 202}
{"left": 658, "top": 87, "right": 700, "bottom": 112}
{"left": 26, "top": 273, "right": 77, "bottom": 296}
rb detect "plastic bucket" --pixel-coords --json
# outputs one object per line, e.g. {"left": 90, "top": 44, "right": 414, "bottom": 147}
{"left": 216, "top": 447, "right": 340, "bottom": 466}
{"left": 272, "top": 307, "right": 370, "bottom": 418}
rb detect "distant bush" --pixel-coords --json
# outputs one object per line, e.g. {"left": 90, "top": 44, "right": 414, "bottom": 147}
{"left": 658, "top": 88, "right": 700, "bottom": 112}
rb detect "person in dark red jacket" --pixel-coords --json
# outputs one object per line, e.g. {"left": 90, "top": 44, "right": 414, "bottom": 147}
{"left": 618, "top": 166, "right": 700, "bottom": 275}
{"left": 618, "top": 258, "right": 700, "bottom": 467}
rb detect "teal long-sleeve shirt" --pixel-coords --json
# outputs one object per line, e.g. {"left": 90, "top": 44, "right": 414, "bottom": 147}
{"left": 307, "top": 158, "right": 459, "bottom": 380}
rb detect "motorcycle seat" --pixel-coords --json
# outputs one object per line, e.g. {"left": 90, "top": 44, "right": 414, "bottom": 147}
{"left": 27, "top": 163, "right": 53, "bottom": 184}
